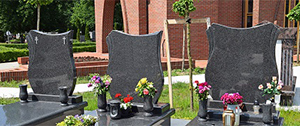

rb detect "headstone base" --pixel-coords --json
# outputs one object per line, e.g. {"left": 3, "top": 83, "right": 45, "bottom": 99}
{"left": 28, "top": 93, "right": 83, "bottom": 103}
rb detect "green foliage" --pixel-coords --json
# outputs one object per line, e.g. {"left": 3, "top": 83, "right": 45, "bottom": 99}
{"left": 24, "top": 0, "right": 53, "bottom": 6}
{"left": 0, "top": 43, "right": 28, "bottom": 49}
{"left": 172, "top": 0, "right": 196, "bottom": 17}
{"left": 287, "top": 3, "right": 300, "bottom": 21}
{"left": 72, "top": 45, "right": 96, "bottom": 52}
{"left": 0, "top": 80, "right": 30, "bottom": 88}
{"left": 280, "top": 109, "right": 300, "bottom": 126}
{"left": 71, "top": 0, "right": 94, "bottom": 32}
{"left": 0, "top": 46, "right": 29, "bottom": 62}
{"left": 85, "top": 25, "right": 90, "bottom": 41}
{"left": 113, "top": 2, "right": 123, "bottom": 30}
{"left": 0, "top": 98, "right": 19, "bottom": 105}
{"left": 163, "top": 67, "right": 205, "bottom": 77}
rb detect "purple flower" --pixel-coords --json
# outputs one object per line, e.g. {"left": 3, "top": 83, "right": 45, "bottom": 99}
{"left": 80, "top": 118, "right": 84, "bottom": 122}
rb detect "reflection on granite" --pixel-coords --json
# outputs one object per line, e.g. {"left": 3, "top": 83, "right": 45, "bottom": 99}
{"left": 86, "top": 108, "right": 175, "bottom": 126}
{"left": 0, "top": 101, "right": 87, "bottom": 126}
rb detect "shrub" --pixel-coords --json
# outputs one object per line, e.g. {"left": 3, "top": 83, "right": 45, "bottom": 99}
{"left": 0, "top": 46, "right": 29, "bottom": 62}
{"left": 72, "top": 45, "right": 96, "bottom": 52}
{"left": 0, "top": 43, "right": 28, "bottom": 49}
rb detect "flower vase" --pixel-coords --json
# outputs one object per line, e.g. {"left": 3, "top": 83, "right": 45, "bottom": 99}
{"left": 143, "top": 95, "right": 154, "bottom": 117}
{"left": 198, "top": 99, "right": 208, "bottom": 122}
{"left": 121, "top": 108, "right": 132, "bottom": 118}
{"left": 59, "top": 86, "right": 68, "bottom": 106}
{"left": 226, "top": 104, "right": 240, "bottom": 126}
{"left": 262, "top": 104, "right": 272, "bottom": 124}
{"left": 19, "top": 84, "right": 28, "bottom": 103}
{"left": 98, "top": 93, "right": 107, "bottom": 112}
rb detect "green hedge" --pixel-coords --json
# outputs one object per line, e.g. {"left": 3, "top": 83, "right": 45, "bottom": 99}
{"left": 73, "top": 45, "right": 96, "bottom": 52}
{"left": 0, "top": 43, "right": 28, "bottom": 49}
{"left": 0, "top": 46, "right": 29, "bottom": 62}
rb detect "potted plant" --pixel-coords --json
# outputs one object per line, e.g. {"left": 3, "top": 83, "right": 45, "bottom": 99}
{"left": 135, "top": 78, "right": 157, "bottom": 117}
{"left": 88, "top": 74, "right": 112, "bottom": 112}
{"left": 114, "top": 93, "right": 134, "bottom": 117}
{"left": 56, "top": 115, "right": 97, "bottom": 126}
{"left": 258, "top": 76, "right": 283, "bottom": 104}
{"left": 194, "top": 80, "right": 211, "bottom": 121}
{"left": 220, "top": 93, "right": 243, "bottom": 126}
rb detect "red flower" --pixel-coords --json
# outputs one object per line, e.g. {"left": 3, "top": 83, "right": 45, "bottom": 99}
{"left": 143, "top": 89, "right": 149, "bottom": 95}
{"left": 124, "top": 97, "right": 129, "bottom": 103}
{"left": 115, "top": 93, "right": 121, "bottom": 98}
{"left": 194, "top": 80, "right": 199, "bottom": 84}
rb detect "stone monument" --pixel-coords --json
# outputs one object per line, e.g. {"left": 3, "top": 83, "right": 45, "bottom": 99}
{"left": 27, "top": 30, "right": 76, "bottom": 95}
{"left": 106, "top": 30, "right": 164, "bottom": 103}
{"left": 205, "top": 23, "right": 280, "bottom": 103}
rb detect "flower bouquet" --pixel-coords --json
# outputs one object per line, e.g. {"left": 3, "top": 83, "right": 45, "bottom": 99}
{"left": 56, "top": 115, "right": 97, "bottom": 126}
{"left": 135, "top": 78, "right": 157, "bottom": 116}
{"left": 194, "top": 81, "right": 211, "bottom": 101}
{"left": 135, "top": 78, "right": 157, "bottom": 98}
{"left": 220, "top": 93, "right": 243, "bottom": 126}
{"left": 88, "top": 74, "right": 112, "bottom": 95}
{"left": 258, "top": 76, "right": 283, "bottom": 97}
{"left": 115, "top": 93, "right": 134, "bottom": 117}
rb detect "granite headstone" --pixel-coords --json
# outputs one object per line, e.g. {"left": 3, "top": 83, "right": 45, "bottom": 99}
{"left": 106, "top": 30, "right": 164, "bottom": 103}
{"left": 205, "top": 23, "right": 280, "bottom": 103}
{"left": 27, "top": 30, "right": 76, "bottom": 95}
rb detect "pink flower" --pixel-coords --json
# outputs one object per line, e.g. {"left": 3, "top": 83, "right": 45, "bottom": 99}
{"left": 87, "top": 83, "right": 93, "bottom": 87}
{"left": 277, "top": 85, "right": 282, "bottom": 90}
{"left": 278, "top": 80, "right": 284, "bottom": 86}
{"left": 143, "top": 89, "right": 149, "bottom": 95}
{"left": 95, "top": 79, "right": 100, "bottom": 84}
{"left": 105, "top": 80, "right": 110, "bottom": 85}
{"left": 258, "top": 84, "right": 263, "bottom": 90}
{"left": 92, "top": 76, "right": 96, "bottom": 80}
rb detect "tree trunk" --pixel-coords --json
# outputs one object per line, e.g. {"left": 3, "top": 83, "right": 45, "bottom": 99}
{"left": 182, "top": 25, "right": 186, "bottom": 70}
{"left": 297, "top": 21, "right": 299, "bottom": 63}
{"left": 37, "top": 3, "right": 40, "bottom": 31}
{"left": 186, "top": 2, "right": 193, "bottom": 110}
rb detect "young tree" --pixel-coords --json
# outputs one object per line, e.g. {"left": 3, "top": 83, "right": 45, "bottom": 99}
{"left": 24, "top": 0, "right": 53, "bottom": 31}
{"left": 173, "top": 0, "right": 196, "bottom": 110}
{"left": 287, "top": 3, "right": 300, "bottom": 63}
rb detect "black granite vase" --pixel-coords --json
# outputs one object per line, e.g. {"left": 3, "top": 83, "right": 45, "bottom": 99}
{"left": 59, "top": 86, "right": 68, "bottom": 106}
{"left": 143, "top": 95, "right": 154, "bottom": 117}
{"left": 110, "top": 100, "right": 121, "bottom": 119}
{"left": 19, "top": 84, "right": 28, "bottom": 103}
{"left": 98, "top": 93, "right": 107, "bottom": 112}
{"left": 262, "top": 104, "right": 272, "bottom": 124}
{"left": 121, "top": 108, "right": 132, "bottom": 118}
{"left": 198, "top": 99, "right": 208, "bottom": 121}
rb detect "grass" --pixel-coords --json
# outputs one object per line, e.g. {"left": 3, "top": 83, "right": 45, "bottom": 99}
{"left": 294, "top": 61, "right": 300, "bottom": 66}
{"left": 1, "top": 82, "right": 300, "bottom": 125}
{"left": 163, "top": 67, "right": 205, "bottom": 77}
{"left": 0, "top": 80, "right": 30, "bottom": 88}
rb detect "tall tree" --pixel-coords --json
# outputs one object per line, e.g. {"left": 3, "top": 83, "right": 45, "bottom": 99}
{"left": 24, "top": 0, "right": 53, "bottom": 31}
{"left": 173, "top": 0, "right": 196, "bottom": 110}
{"left": 287, "top": 3, "right": 300, "bottom": 63}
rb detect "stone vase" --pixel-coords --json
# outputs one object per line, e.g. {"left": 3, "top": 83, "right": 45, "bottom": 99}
{"left": 121, "top": 108, "right": 132, "bottom": 118}
{"left": 198, "top": 99, "right": 208, "bottom": 121}
{"left": 59, "top": 86, "right": 68, "bottom": 106}
{"left": 227, "top": 104, "right": 240, "bottom": 126}
{"left": 262, "top": 104, "right": 272, "bottom": 124}
{"left": 110, "top": 100, "right": 121, "bottom": 119}
{"left": 19, "top": 84, "right": 28, "bottom": 103}
{"left": 143, "top": 95, "right": 154, "bottom": 117}
{"left": 98, "top": 93, "right": 107, "bottom": 112}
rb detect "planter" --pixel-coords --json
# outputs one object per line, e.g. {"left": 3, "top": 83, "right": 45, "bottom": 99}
{"left": 19, "top": 84, "right": 28, "bottom": 103}
{"left": 121, "top": 108, "right": 132, "bottom": 118}
{"left": 143, "top": 95, "right": 154, "bottom": 117}
{"left": 98, "top": 93, "right": 107, "bottom": 112}
{"left": 262, "top": 104, "right": 272, "bottom": 124}
{"left": 59, "top": 86, "right": 68, "bottom": 106}
{"left": 110, "top": 100, "right": 121, "bottom": 119}
{"left": 226, "top": 104, "right": 240, "bottom": 126}
{"left": 198, "top": 99, "right": 208, "bottom": 121}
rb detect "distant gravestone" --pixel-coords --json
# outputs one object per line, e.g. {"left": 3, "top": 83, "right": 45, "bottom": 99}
{"left": 27, "top": 30, "right": 76, "bottom": 95}
{"left": 205, "top": 23, "right": 280, "bottom": 103}
{"left": 107, "top": 30, "right": 164, "bottom": 103}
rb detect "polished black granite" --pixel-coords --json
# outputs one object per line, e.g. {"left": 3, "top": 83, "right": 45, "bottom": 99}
{"left": 86, "top": 108, "right": 175, "bottom": 126}
{"left": 106, "top": 30, "right": 164, "bottom": 103}
{"left": 205, "top": 23, "right": 280, "bottom": 103}
{"left": 0, "top": 101, "right": 87, "bottom": 126}
{"left": 26, "top": 30, "right": 76, "bottom": 96}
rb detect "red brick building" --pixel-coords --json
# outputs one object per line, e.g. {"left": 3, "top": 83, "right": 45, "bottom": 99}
{"left": 95, "top": 0, "right": 298, "bottom": 60}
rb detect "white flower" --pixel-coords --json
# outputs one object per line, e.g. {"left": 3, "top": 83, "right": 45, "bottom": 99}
{"left": 258, "top": 84, "right": 263, "bottom": 90}
{"left": 266, "top": 100, "right": 271, "bottom": 104}
{"left": 149, "top": 84, "right": 153, "bottom": 88}
{"left": 267, "top": 83, "right": 272, "bottom": 89}
{"left": 277, "top": 85, "right": 282, "bottom": 90}
{"left": 120, "top": 103, "right": 127, "bottom": 110}
{"left": 272, "top": 76, "right": 277, "bottom": 81}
